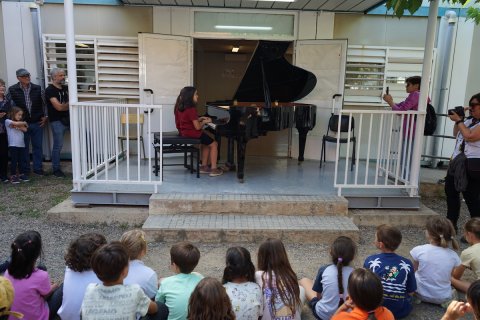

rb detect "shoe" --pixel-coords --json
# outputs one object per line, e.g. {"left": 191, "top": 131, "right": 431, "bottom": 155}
{"left": 460, "top": 236, "right": 468, "bottom": 244}
{"left": 18, "top": 174, "right": 30, "bottom": 182}
{"left": 33, "top": 169, "right": 45, "bottom": 176}
{"left": 0, "top": 176, "right": 8, "bottom": 183}
{"left": 209, "top": 168, "right": 223, "bottom": 177}
{"left": 199, "top": 165, "right": 211, "bottom": 174}
{"left": 10, "top": 176, "right": 20, "bottom": 184}
{"left": 53, "top": 170, "right": 66, "bottom": 178}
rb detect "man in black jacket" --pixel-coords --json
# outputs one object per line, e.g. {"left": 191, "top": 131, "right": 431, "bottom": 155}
{"left": 8, "top": 68, "right": 47, "bottom": 177}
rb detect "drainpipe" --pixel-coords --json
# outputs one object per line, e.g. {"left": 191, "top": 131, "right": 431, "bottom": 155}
{"left": 29, "top": 3, "right": 45, "bottom": 89}
{"left": 410, "top": 0, "right": 440, "bottom": 196}
{"left": 431, "top": 10, "right": 457, "bottom": 167}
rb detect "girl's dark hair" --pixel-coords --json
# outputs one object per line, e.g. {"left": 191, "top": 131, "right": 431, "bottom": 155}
{"left": 469, "top": 93, "right": 480, "bottom": 105}
{"left": 348, "top": 268, "right": 383, "bottom": 320}
{"left": 465, "top": 218, "right": 480, "bottom": 241}
{"left": 175, "top": 86, "right": 197, "bottom": 112}
{"left": 9, "top": 106, "right": 23, "bottom": 120}
{"left": 406, "top": 76, "right": 421, "bottom": 89}
{"left": 330, "top": 236, "right": 356, "bottom": 307}
{"left": 467, "top": 280, "right": 480, "bottom": 319}
{"left": 8, "top": 231, "right": 43, "bottom": 279}
{"left": 257, "top": 238, "right": 301, "bottom": 316}
{"left": 64, "top": 233, "right": 107, "bottom": 272}
{"left": 187, "top": 277, "right": 235, "bottom": 320}
{"left": 426, "top": 216, "right": 459, "bottom": 250}
{"left": 222, "top": 246, "right": 255, "bottom": 284}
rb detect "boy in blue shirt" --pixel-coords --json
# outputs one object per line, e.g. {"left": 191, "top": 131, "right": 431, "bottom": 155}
{"left": 364, "top": 224, "right": 417, "bottom": 319}
{"left": 155, "top": 241, "right": 203, "bottom": 320}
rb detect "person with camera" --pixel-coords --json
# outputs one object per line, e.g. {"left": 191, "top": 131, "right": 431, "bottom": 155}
{"left": 446, "top": 93, "right": 480, "bottom": 235}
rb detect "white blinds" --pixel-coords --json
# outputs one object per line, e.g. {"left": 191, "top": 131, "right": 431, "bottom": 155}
{"left": 43, "top": 35, "right": 139, "bottom": 98}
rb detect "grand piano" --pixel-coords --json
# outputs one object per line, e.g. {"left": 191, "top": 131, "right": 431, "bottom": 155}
{"left": 206, "top": 40, "right": 317, "bottom": 182}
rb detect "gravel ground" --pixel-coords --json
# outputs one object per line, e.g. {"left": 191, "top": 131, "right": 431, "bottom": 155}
{"left": 0, "top": 164, "right": 476, "bottom": 319}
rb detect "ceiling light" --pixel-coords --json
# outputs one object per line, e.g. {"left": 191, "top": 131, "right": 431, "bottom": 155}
{"left": 215, "top": 25, "right": 272, "bottom": 31}
{"left": 232, "top": 46, "right": 240, "bottom": 53}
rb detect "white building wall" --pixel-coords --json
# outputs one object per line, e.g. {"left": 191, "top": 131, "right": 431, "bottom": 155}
{"left": 0, "top": 4, "right": 6, "bottom": 83}
{"left": 1, "top": 2, "right": 40, "bottom": 87}
{"left": 466, "top": 26, "right": 480, "bottom": 103}
{"left": 41, "top": 4, "right": 152, "bottom": 36}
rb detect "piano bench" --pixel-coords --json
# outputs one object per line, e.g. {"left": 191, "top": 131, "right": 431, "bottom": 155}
{"left": 153, "top": 132, "right": 201, "bottom": 179}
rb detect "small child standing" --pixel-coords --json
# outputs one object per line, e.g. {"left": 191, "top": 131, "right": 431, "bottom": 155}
{"left": 155, "top": 241, "right": 203, "bottom": 320}
{"left": 4, "top": 231, "right": 57, "bottom": 320}
{"left": 452, "top": 218, "right": 480, "bottom": 293}
{"left": 121, "top": 229, "right": 159, "bottom": 299}
{"left": 81, "top": 242, "right": 168, "bottom": 320}
{"left": 331, "top": 268, "right": 394, "bottom": 320}
{"left": 222, "top": 246, "right": 262, "bottom": 320}
{"left": 188, "top": 277, "right": 235, "bottom": 320}
{"left": 299, "top": 236, "right": 356, "bottom": 320}
{"left": 410, "top": 216, "right": 461, "bottom": 305}
{"left": 5, "top": 107, "right": 29, "bottom": 183}
{"left": 57, "top": 233, "right": 107, "bottom": 320}
{"left": 364, "top": 224, "right": 416, "bottom": 319}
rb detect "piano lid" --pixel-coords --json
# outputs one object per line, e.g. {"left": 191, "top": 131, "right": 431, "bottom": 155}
{"left": 233, "top": 40, "right": 317, "bottom": 103}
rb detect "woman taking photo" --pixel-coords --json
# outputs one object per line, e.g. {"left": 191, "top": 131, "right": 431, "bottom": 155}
{"left": 446, "top": 93, "right": 480, "bottom": 234}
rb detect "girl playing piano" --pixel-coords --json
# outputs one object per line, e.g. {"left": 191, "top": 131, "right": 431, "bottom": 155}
{"left": 174, "top": 86, "right": 223, "bottom": 177}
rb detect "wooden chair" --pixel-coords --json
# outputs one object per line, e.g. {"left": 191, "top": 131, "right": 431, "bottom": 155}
{"left": 118, "top": 113, "right": 146, "bottom": 159}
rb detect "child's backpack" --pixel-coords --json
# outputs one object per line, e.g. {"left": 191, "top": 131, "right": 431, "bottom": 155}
{"left": 424, "top": 103, "right": 437, "bottom": 136}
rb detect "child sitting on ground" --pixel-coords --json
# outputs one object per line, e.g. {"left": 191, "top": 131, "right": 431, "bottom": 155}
{"left": 57, "top": 233, "right": 107, "bottom": 320}
{"left": 155, "top": 241, "right": 203, "bottom": 320}
{"left": 452, "top": 218, "right": 480, "bottom": 293}
{"left": 81, "top": 242, "right": 168, "bottom": 320}
{"left": 332, "top": 268, "right": 394, "bottom": 320}
{"left": 0, "top": 276, "right": 23, "bottom": 319}
{"left": 4, "top": 231, "right": 58, "bottom": 320}
{"left": 188, "top": 277, "right": 235, "bottom": 320}
{"left": 299, "top": 236, "right": 356, "bottom": 320}
{"left": 410, "top": 216, "right": 461, "bottom": 306}
{"left": 121, "top": 229, "right": 158, "bottom": 299}
{"left": 222, "top": 246, "right": 262, "bottom": 320}
{"left": 256, "top": 238, "right": 304, "bottom": 320}
{"left": 364, "top": 224, "right": 416, "bottom": 319}
{"left": 440, "top": 280, "right": 480, "bottom": 320}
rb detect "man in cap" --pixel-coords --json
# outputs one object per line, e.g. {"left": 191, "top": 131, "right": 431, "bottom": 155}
{"left": 7, "top": 68, "right": 48, "bottom": 178}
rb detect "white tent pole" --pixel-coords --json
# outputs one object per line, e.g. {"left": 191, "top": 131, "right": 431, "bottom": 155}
{"left": 410, "top": 0, "right": 439, "bottom": 195}
{"left": 64, "top": 0, "right": 78, "bottom": 103}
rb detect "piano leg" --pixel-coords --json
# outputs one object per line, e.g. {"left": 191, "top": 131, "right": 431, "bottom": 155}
{"left": 297, "top": 127, "right": 309, "bottom": 164}
{"left": 224, "top": 137, "right": 236, "bottom": 171}
{"left": 236, "top": 136, "right": 247, "bottom": 183}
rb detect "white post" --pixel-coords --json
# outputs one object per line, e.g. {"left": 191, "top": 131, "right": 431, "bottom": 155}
{"left": 409, "top": 0, "right": 439, "bottom": 195}
{"left": 64, "top": 0, "right": 80, "bottom": 190}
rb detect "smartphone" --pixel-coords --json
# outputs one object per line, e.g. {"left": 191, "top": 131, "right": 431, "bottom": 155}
{"left": 386, "top": 86, "right": 390, "bottom": 95}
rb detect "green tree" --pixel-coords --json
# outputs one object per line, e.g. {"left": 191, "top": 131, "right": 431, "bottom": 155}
{"left": 386, "top": 0, "right": 480, "bottom": 24}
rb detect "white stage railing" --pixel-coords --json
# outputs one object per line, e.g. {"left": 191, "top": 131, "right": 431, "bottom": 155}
{"left": 334, "top": 109, "right": 425, "bottom": 196}
{"left": 70, "top": 100, "right": 164, "bottom": 193}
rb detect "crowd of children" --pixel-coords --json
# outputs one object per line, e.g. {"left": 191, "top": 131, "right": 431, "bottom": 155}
{"left": 1, "top": 216, "right": 480, "bottom": 320}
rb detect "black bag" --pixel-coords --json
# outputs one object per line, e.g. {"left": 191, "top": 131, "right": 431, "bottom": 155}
{"left": 424, "top": 103, "right": 437, "bottom": 136}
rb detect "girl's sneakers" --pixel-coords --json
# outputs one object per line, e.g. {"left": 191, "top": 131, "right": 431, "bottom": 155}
{"left": 209, "top": 168, "right": 223, "bottom": 177}
{"left": 199, "top": 165, "right": 211, "bottom": 174}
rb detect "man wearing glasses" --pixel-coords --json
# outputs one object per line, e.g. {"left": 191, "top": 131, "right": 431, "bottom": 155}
{"left": 7, "top": 68, "right": 48, "bottom": 178}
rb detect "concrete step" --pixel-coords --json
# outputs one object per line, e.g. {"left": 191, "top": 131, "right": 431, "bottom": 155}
{"left": 149, "top": 193, "right": 348, "bottom": 216}
{"left": 142, "top": 214, "right": 358, "bottom": 243}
